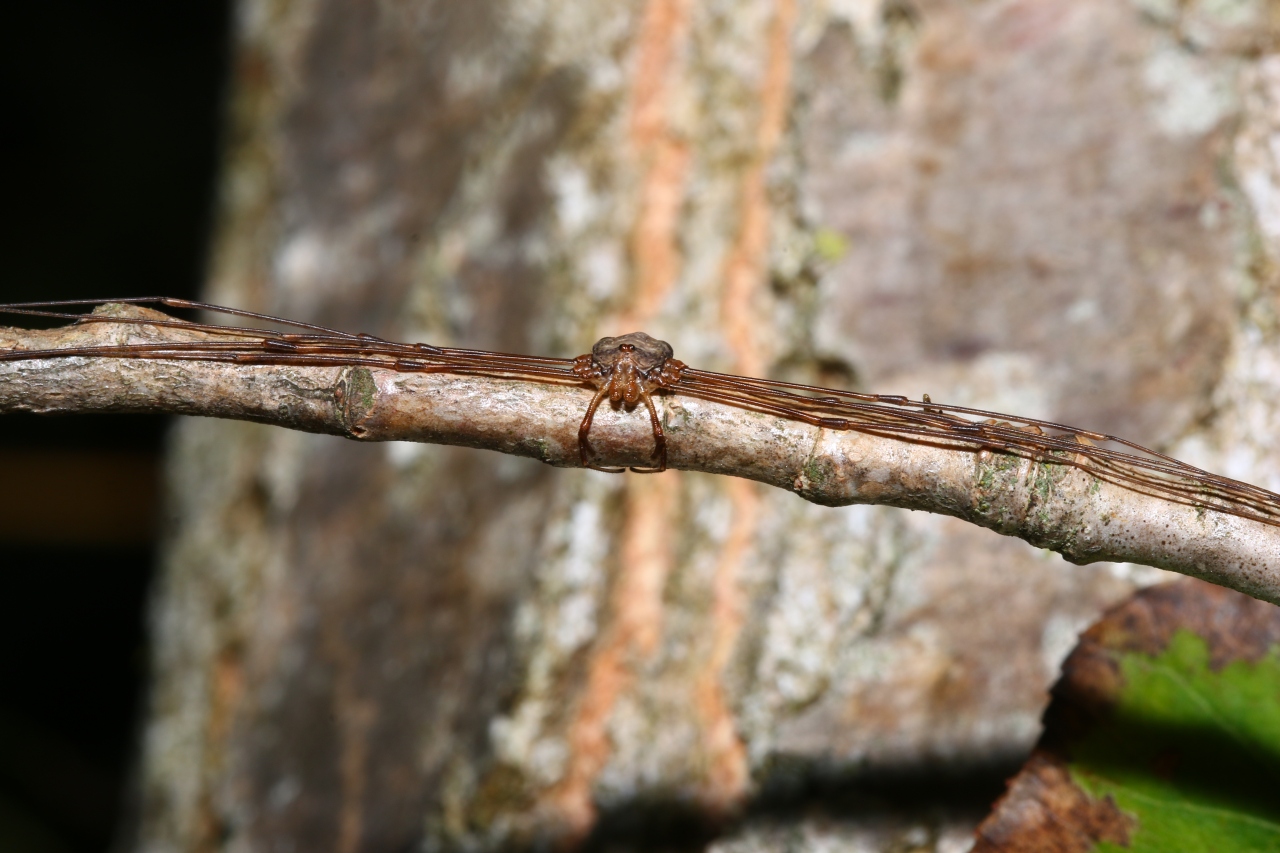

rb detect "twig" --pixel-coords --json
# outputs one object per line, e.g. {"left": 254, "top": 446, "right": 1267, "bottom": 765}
{"left": 3, "top": 305, "right": 1279, "bottom": 604}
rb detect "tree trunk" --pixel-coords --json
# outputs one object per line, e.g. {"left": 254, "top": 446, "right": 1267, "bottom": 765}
{"left": 131, "top": 1, "right": 1280, "bottom": 851}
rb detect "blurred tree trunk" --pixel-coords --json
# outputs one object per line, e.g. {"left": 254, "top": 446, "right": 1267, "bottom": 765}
{"left": 130, "top": 1, "right": 1280, "bottom": 851}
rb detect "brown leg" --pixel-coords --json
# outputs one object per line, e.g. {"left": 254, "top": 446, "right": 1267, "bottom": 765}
{"left": 579, "top": 385, "right": 626, "bottom": 473}
{"left": 629, "top": 390, "right": 667, "bottom": 474}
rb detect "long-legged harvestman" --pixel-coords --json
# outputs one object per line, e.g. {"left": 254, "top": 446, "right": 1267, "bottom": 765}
{"left": 3, "top": 297, "right": 1279, "bottom": 529}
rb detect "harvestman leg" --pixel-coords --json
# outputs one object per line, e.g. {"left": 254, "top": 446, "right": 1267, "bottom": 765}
{"left": 576, "top": 386, "right": 668, "bottom": 474}
{"left": 628, "top": 390, "right": 667, "bottom": 474}
{"left": 8, "top": 303, "right": 1278, "bottom": 525}
{"left": 578, "top": 385, "right": 627, "bottom": 473}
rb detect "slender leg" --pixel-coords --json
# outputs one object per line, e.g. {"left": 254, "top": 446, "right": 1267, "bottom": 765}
{"left": 630, "top": 390, "right": 667, "bottom": 474}
{"left": 579, "top": 385, "right": 626, "bottom": 473}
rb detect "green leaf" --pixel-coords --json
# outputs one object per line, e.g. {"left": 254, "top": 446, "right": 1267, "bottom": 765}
{"left": 1074, "top": 630, "right": 1280, "bottom": 851}
{"left": 975, "top": 580, "right": 1280, "bottom": 852}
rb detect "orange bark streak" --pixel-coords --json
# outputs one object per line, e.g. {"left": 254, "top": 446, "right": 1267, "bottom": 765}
{"left": 701, "top": 0, "right": 797, "bottom": 811}
{"left": 695, "top": 476, "right": 756, "bottom": 811}
{"left": 621, "top": 0, "right": 692, "bottom": 329}
{"left": 550, "top": 474, "right": 679, "bottom": 835}
{"left": 552, "top": 0, "right": 691, "bottom": 836}
{"left": 627, "top": 139, "right": 691, "bottom": 325}
{"left": 194, "top": 645, "right": 244, "bottom": 853}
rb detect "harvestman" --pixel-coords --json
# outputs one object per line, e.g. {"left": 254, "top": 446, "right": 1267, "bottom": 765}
{"left": 3, "top": 297, "right": 1280, "bottom": 529}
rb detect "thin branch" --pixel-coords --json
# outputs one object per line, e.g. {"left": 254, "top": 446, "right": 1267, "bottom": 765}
{"left": 4, "top": 305, "right": 1279, "bottom": 605}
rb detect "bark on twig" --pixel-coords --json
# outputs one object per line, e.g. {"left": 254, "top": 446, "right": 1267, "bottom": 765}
{"left": 4, "top": 307, "right": 1279, "bottom": 604}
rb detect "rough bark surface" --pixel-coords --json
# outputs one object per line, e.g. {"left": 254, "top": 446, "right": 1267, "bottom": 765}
{"left": 127, "top": 1, "right": 1280, "bottom": 852}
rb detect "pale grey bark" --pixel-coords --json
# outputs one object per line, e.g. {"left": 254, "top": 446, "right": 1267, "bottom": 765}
{"left": 41, "top": 1, "right": 1278, "bottom": 852}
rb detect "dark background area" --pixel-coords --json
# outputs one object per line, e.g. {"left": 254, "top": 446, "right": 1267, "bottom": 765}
{"left": 0, "top": 2, "right": 230, "bottom": 850}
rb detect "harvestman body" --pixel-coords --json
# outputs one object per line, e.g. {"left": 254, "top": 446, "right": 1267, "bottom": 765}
{"left": 572, "top": 332, "right": 685, "bottom": 473}
{"left": 3, "top": 297, "right": 1280, "bottom": 530}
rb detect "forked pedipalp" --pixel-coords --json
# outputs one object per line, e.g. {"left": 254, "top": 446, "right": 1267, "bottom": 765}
{"left": 571, "top": 332, "right": 685, "bottom": 473}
